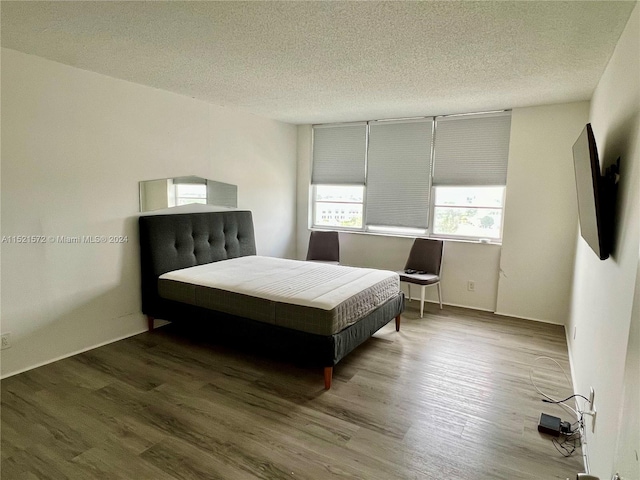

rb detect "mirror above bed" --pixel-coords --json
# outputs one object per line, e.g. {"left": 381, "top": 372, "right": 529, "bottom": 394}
{"left": 139, "top": 176, "right": 237, "bottom": 212}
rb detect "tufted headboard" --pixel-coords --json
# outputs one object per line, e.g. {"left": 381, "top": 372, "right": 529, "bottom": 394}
{"left": 139, "top": 210, "right": 256, "bottom": 317}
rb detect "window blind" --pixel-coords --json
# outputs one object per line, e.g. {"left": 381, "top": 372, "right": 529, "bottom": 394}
{"left": 311, "top": 123, "right": 367, "bottom": 185}
{"left": 365, "top": 119, "right": 433, "bottom": 229}
{"left": 432, "top": 112, "right": 511, "bottom": 186}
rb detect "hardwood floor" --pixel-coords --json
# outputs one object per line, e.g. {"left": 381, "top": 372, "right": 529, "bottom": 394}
{"left": 1, "top": 304, "right": 584, "bottom": 479}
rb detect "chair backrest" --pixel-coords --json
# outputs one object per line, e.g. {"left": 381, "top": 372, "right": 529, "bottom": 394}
{"left": 306, "top": 231, "right": 340, "bottom": 262}
{"left": 404, "top": 238, "right": 444, "bottom": 275}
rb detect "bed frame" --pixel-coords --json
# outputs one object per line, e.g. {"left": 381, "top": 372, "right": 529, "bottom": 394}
{"left": 139, "top": 210, "right": 404, "bottom": 389}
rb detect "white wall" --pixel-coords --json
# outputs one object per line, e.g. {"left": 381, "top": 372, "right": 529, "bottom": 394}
{"left": 341, "top": 233, "right": 503, "bottom": 312}
{"left": 566, "top": 4, "right": 640, "bottom": 478}
{"left": 497, "top": 102, "right": 590, "bottom": 324}
{"left": 296, "top": 125, "right": 313, "bottom": 259}
{"left": 615, "top": 258, "right": 640, "bottom": 480}
{"left": 0, "top": 48, "right": 298, "bottom": 377}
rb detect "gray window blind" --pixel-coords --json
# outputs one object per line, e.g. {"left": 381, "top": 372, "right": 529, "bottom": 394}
{"left": 311, "top": 123, "right": 367, "bottom": 185}
{"left": 365, "top": 119, "right": 433, "bottom": 229}
{"left": 432, "top": 112, "right": 511, "bottom": 186}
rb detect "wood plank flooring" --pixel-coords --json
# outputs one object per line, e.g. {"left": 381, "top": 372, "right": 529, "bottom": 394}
{"left": 1, "top": 304, "right": 584, "bottom": 479}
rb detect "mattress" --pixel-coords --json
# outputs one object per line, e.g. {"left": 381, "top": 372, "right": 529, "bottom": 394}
{"left": 158, "top": 256, "right": 400, "bottom": 335}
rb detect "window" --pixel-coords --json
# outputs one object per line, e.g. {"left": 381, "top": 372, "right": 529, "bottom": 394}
{"left": 313, "top": 185, "right": 364, "bottom": 228}
{"left": 310, "top": 111, "right": 511, "bottom": 241}
{"left": 432, "top": 186, "right": 505, "bottom": 239}
{"left": 311, "top": 123, "right": 367, "bottom": 186}
{"left": 366, "top": 119, "right": 433, "bottom": 231}
{"left": 430, "top": 112, "right": 511, "bottom": 241}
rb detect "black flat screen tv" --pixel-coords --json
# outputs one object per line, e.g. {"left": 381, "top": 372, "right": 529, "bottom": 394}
{"left": 572, "top": 123, "right": 616, "bottom": 260}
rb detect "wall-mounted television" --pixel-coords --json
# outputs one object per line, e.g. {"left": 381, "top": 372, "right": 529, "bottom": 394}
{"left": 572, "top": 123, "right": 618, "bottom": 260}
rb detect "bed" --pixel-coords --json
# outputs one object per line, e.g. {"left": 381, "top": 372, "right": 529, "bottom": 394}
{"left": 139, "top": 210, "right": 404, "bottom": 389}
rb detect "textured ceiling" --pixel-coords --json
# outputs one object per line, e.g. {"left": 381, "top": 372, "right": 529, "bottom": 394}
{"left": 1, "top": 1, "right": 636, "bottom": 124}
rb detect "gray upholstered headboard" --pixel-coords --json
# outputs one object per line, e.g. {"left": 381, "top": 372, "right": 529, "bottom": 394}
{"left": 139, "top": 210, "right": 256, "bottom": 316}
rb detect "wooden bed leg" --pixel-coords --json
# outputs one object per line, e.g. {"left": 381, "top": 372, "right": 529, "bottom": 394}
{"left": 395, "top": 314, "right": 401, "bottom": 332}
{"left": 147, "top": 315, "right": 155, "bottom": 331}
{"left": 324, "top": 367, "right": 333, "bottom": 390}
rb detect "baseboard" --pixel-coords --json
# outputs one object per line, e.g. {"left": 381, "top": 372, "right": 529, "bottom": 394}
{"left": 494, "top": 310, "right": 565, "bottom": 326}
{"left": 564, "top": 325, "right": 590, "bottom": 474}
{"left": 405, "top": 299, "right": 567, "bottom": 326}
{"left": 405, "top": 297, "right": 495, "bottom": 313}
{"left": 1, "top": 326, "right": 148, "bottom": 380}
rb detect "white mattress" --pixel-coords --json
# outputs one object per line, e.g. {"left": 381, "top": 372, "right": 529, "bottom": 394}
{"left": 158, "top": 256, "right": 400, "bottom": 335}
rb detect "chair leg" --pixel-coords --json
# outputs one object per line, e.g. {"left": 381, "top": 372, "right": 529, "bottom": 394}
{"left": 437, "top": 283, "right": 443, "bottom": 309}
{"left": 420, "top": 285, "right": 426, "bottom": 318}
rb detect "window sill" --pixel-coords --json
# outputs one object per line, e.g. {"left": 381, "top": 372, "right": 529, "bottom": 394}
{"left": 310, "top": 227, "right": 502, "bottom": 246}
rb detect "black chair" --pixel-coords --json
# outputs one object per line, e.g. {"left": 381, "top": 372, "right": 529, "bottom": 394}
{"left": 306, "top": 231, "right": 340, "bottom": 264}
{"left": 398, "top": 238, "right": 444, "bottom": 317}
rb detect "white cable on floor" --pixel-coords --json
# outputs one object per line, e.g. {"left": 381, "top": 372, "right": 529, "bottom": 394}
{"left": 529, "top": 355, "right": 584, "bottom": 420}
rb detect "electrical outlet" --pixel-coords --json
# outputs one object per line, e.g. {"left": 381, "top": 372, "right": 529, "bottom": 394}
{"left": 1, "top": 333, "right": 11, "bottom": 350}
{"left": 467, "top": 280, "right": 475, "bottom": 292}
{"left": 583, "top": 387, "right": 597, "bottom": 433}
